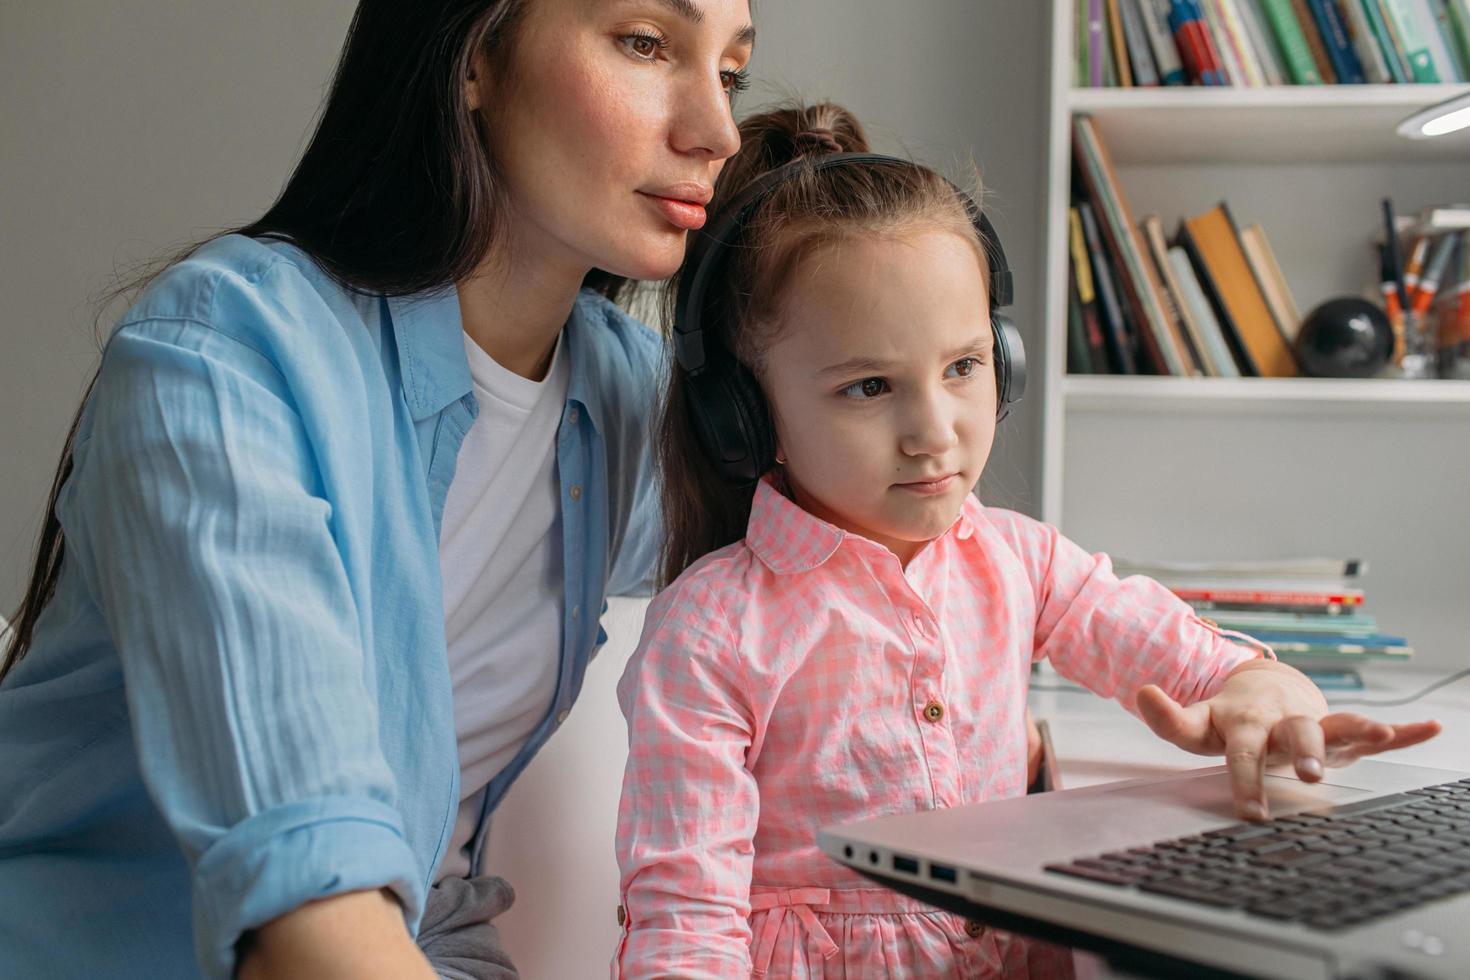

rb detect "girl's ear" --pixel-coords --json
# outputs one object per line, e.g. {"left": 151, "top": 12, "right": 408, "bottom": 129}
{"left": 464, "top": 52, "right": 486, "bottom": 112}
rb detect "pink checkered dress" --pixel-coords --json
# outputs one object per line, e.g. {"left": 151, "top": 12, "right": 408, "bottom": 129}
{"left": 613, "top": 478, "right": 1260, "bottom": 978}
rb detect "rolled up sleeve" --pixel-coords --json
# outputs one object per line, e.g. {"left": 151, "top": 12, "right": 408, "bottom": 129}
{"left": 60, "top": 317, "right": 422, "bottom": 978}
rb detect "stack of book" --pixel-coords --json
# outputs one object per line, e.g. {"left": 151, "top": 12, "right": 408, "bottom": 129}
{"left": 1078, "top": 0, "right": 1470, "bottom": 88}
{"left": 1070, "top": 115, "right": 1302, "bottom": 377}
{"left": 1114, "top": 556, "right": 1413, "bottom": 687}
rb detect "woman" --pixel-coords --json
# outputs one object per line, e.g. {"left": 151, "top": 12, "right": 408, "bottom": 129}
{"left": 0, "top": 1, "right": 752, "bottom": 977}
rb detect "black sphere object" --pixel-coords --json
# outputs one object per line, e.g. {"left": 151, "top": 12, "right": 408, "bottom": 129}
{"left": 1294, "top": 297, "right": 1394, "bottom": 378}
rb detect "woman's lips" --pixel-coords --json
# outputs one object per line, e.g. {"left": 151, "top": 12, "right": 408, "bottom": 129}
{"left": 895, "top": 474, "right": 957, "bottom": 495}
{"left": 640, "top": 192, "right": 708, "bottom": 231}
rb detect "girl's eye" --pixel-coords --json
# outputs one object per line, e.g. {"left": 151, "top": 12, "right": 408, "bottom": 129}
{"left": 620, "top": 30, "right": 668, "bottom": 62}
{"left": 947, "top": 357, "right": 983, "bottom": 379}
{"left": 840, "top": 378, "right": 889, "bottom": 400}
{"left": 721, "top": 67, "right": 751, "bottom": 94}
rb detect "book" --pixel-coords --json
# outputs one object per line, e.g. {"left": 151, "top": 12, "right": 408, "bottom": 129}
{"left": 1416, "top": 0, "right": 1469, "bottom": 77}
{"left": 1306, "top": 0, "right": 1370, "bottom": 80}
{"left": 1138, "top": 0, "right": 1190, "bottom": 82}
{"left": 1113, "top": 556, "right": 1367, "bottom": 578}
{"left": 1202, "top": 0, "right": 1254, "bottom": 82}
{"left": 1205, "top": 608, "right": 1380, "bottom": 631}
{"left": 1109, "top": 0, "right": 1136, "bottom": 84}
{"left": 1087, "top": 0, "right": 1106, "bottom": 85}
{"left": 1121, "top": 0, "right": 1164, "bottom": 83}
{"left": 1234, "top": 0, "right": 1292, "bottom": 83}
{"left": 1067, "top": 267, "right": 1094, "bottom": 373}
{"left": 1176, "top": 585, "right": 1365, "bottom": 608}
{"left": 1361, "top": 0, "right": 1415, "bottom": 79}
{"left": 1074, "top": 116, "right": 1195, "bottom": 375}
{"left": 1068, "top": 208, "right": 1111, "bottom": 369}
{"left": 1144, "top": 215, "right": 1217, "bottom": 374}
{"left": 1238, "top": 223, "right": 1303, "bottom": 344}
{"left": 1446, "top": 0, "right": 1470, "bottom": 72}
{"left": 1382, "top": 0, "right": 1444, "bottom": 79}
{"left": 1341, "top": 0, "right": 1397, "bottom": 80}
{"left": 1223, "top": 0, "right": 1277, "bottom": 82}
{"left": 1169, "top": 0, "right": 1231, "bottom": 81}
{"left": 1179, "top": 202, "right": 1299, "bottom": 376}
{"left": 1078, "top": 200, "right": 1140, "bottom": 373}
{"left": 1168, "top": 246, "right": 1244, "bottom": 374}
{"left": 1258, "top": 0, "right": 1328, "bottom": 80}
{"left": 1292, "top": 0, "right": 1343, "bottom": 80}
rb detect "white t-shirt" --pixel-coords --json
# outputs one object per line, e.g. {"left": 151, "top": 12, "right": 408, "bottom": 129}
{"left": 435, "top": 331, "right": 570, "bottom": 881}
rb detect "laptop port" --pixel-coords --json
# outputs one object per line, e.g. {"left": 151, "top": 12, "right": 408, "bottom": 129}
{"left": 892, "top": 855, "right": 919, "bottom": 874}
{"left": 929, "top": 863, "right": 957, "bottom": 884}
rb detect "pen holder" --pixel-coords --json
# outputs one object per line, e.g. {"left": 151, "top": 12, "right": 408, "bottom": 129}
{"left": 1400, "top": 309, "right": 1439, "bottom": 380}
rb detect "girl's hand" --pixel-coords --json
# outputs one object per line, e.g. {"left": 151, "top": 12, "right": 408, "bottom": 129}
{"left": 1133, "top": 659, "right": 1442, "bottom": 821}
{"left": 1025, "top": 709, "right": 1043, "bottom": 789}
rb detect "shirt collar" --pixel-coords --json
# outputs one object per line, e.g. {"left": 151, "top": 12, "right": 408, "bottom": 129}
{"left": 387, "top": 288, "right": 472, "bottom": 422}
{"left": 745, "top": 474, "right": 979, "bottom": 575}
{"left": 387, "top": 287, "right": 607, "bottom": 430}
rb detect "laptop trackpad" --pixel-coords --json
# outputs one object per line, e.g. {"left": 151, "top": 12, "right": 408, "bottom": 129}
{"left": 1107, "top": 771, "right": 1374, "bottom": 820}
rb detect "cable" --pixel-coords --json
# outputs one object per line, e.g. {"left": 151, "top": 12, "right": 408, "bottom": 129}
{"left": 1328, "top": 667, "right": 1470, "bottom": 708}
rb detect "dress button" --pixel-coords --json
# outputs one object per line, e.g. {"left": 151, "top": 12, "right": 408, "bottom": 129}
{"left": 556, "top": 709, "right": 570, "bottom": 725}
{"left": 913, "top": 614, "right": 928, "bottom": 637}
{"left": 616, "top": 904, "right": 626, "bottom": 926}
{"left": 569, "top": 485, "right": 583, "bottom": 502}
{"left": 922, "top": 700, "right": 945, "bottom": 723}
{"left": 568, "top": 407, "right": 580, "bottom": 425}
{"left": 964, "top": 919, "right": 984, "bottom": 939}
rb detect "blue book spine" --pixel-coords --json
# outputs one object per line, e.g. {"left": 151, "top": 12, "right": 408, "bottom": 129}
{"left": 1306, "top": 0, "right": 1368, "bottom": 81}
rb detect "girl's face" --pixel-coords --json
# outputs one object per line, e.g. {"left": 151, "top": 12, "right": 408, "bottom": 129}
{"left": 472, "top": 0, "right": 752, "bottom": 282}
{"left": 761, "top": 227, "right": 997, "bottom": 566}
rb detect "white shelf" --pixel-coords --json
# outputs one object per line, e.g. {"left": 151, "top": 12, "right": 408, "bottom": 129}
{"left": 1062, "top": 375, "right": 1470, "bottom": 415}
{"left": 1069, "top": 84, "right": 1470, "bottom": 164}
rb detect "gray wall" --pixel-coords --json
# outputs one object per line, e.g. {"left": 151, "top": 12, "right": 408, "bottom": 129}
{"left": 0, "top": 1, "right": 1052, "bottom": 611}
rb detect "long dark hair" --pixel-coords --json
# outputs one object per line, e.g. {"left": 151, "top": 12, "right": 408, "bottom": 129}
{"left": 2, "top": 0, "right": 628, "bottom": 681}
{"left": 656, "top": 102, "right": 986, "bottom": 586}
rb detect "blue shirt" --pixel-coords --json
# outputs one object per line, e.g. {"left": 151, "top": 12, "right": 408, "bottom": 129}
{"left": 0, "top": 235, "right": 662, "bottom": 978}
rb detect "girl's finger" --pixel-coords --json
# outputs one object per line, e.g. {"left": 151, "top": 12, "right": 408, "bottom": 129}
{"left": 1269, "top": 716, "right": 1326, "bottom": 781}
{"left": 1318, "top": 712, "right": 1394, "bottom": 743}
{"left": 1323, "top": 720, "right": 1442, "bottom": 766}
{"left": 1135, "top": 686, "right": 1215, "bottom": 754}
{"left": 1223, "top": 723, "right": 1272, "bottom": 821}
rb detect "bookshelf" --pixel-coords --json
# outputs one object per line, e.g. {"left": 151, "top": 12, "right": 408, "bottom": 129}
{"left": 1039, "top": 1, "right": 1470, "bottom": 669}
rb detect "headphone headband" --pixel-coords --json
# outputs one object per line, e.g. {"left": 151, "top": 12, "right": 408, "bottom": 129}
{"left": 674, "top": 152, "right": 1013, "bottom": 376}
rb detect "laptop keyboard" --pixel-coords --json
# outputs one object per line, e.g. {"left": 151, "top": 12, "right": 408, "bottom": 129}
{"left": 1045, "top": 777, "right": 1470, "bottom": 931}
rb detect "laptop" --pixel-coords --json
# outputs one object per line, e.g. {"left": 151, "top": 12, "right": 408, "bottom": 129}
{"left": 819, "top": 758, "right": 1470, "bottom": 979}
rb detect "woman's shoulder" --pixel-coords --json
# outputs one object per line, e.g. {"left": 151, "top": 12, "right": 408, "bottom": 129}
{"left": 116, "top": 234, "right": 370, "bottom": 355}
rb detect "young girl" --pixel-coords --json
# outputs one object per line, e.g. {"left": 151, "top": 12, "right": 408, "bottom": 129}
{"left": 613, "top": 103, "right": 1438, "bottom": 979}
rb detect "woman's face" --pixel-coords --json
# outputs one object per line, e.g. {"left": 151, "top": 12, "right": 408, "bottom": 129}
{"left": 473, "top": 0, "right": 752, "bottom": 282}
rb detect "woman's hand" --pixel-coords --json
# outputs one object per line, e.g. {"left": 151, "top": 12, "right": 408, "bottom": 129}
{"left": 1133, "top": 659, "right": 1441, "bottom": 821}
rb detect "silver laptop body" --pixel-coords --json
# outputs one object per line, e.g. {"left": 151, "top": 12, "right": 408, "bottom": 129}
{"left": 819, "top": 759, "right": 1470, "bottom": 979}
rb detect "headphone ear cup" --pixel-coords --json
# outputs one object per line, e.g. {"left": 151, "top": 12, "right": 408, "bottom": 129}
{"left": 991, "top": 313, "right": 1026, "bottom": 422}
{"left": 684, "top": 361, "right": 774, "bottom": 485}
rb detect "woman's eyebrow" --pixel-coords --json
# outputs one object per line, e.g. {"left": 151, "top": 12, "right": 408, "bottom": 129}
{"left": 643, "top": 0, "right": 757, "bottom": 45}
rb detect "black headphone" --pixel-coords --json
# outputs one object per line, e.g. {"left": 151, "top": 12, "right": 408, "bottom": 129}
{"left": 672, "top": 152, "right": 1026, "bottom": 486}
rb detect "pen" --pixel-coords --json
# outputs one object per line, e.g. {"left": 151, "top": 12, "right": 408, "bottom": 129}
{"left": 1410, "top": 233, "right": 1457, "bottom": 319}
{"left": 1402, "top": 235, "right": 1430, "bottom": 302}
{"left": 1379, "top": 243, "right": 1406, "bottom": 364}
{"left": 1381, "top": 199, "right": 1409, "bottom": 311}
